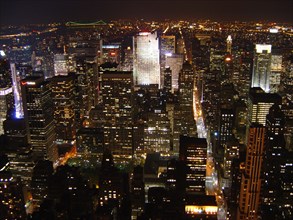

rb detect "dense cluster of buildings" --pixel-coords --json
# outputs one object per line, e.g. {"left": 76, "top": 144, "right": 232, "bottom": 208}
{"left": 0, "top": 19, "right": 292, "bottom": 219}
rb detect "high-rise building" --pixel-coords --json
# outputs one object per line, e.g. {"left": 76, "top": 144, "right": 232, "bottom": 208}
{"left": 101, "top": 71, "right": 133, "bottom": 164}
{"left": 11, "top": 63, "right": 24, "bottom": 119}
{"left": 251, "top": 44, "right": 272, "bottom": 93}
{"left": 75, "top": 57, "right": 97, "bottom": 128}
{"left": 178, "top": 61, "right": 197, "bottom": 137}
{"left": 237, "top": 124, "right": 266, "bottom": 219}
{"left": 163, "top": 67, "right": 172, "bottom": 93}
{"left": 144, "top": 109, "right": 171, "bottom": 153}
{"left": 262, "top": 104, "right": 286, "bottom": 217}
{"left": 226, "top": 35, "right": 232, "bottom": 54}
{"left": 30, "top": 160, "right": 54, "bottom": 210}
{"left": 269, "top": 54, "right": 282, "bottom": 93}
{"left": 50, "top": 73, "right": 76, "bottom": 144}
{"left": 0, "top": 87, "right": 13, "bottom": 134}
{"left": 131, "top": 165, "right": 145, "bottom": 220}
{"left": 53, "top": 54, "right": 69, "bottom": 76}
{"left": 179, "top": 136, "right": 207, "bottom": 194}
{"left": 133, "top": 32, "right": 160, "bottom": 86}
{"left": 247, "top": 87, "right": 282, "bottom": 127}
{"left": 165, "top": 54, "right": 184, "bottom": 92}
{"left": 219, "top": 108, "right": 234, "bottom": 150}
{"left": 21, "top": 76, "right": 57, "bottom": 162}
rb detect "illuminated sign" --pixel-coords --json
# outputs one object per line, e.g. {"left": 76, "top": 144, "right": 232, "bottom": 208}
{"left": 185, "top": 205, "right": 218, "bottom": 215}
{"left": 102, "top": 45, "right": 120, "bottom": 49}
{"left": 256, "top": 44, "right": 272, "bottom": 53}
{"left": 26, "top": 81, "right": 36, "bottom": 86}
{"left": 0, "top": 87, "right": 13, "bottom": 96}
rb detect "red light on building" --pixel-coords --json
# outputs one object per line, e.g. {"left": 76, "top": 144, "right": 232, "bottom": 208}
{"left": 21, "top": 81, "right": 27, "bottom": 86}
{"left": 110, "top": 52, "right": 116, "bottom": 56}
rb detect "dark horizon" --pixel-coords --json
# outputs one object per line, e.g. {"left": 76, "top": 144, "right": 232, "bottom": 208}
{"left": 0, "top": 0, "right": 292, "bottom": 25}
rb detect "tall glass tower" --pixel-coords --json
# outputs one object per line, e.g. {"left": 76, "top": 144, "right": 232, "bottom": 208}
{"left": 251, "top": 44, "right": 272, "bottom": 93}
{"left": 133, "top": 32, "right": 160, "bottom": 86}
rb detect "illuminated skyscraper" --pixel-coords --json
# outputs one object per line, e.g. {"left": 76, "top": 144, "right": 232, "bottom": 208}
{"left": 247, "top": 87, "right": 282, "bottom": 127}
{"left": 53, "top": 54, "right": 69, "bottom": 76}
{"left": 178, "top": 61, "right": 197, "bottom": 137}
{"left": 251, "top": 44, "right": 272, "bottom": 93}
{"left": 101, "top": 71, "right": 133, "bottom": 164}
{"left": 237, "top": 124, "right": 266, "bottom": 220}
{"left": 226, "top": 35, "right": 232, "bottom": 54}
{"left": 21, "top": 76, "right": 57, "bottom": 162}
{"left": 133, "top": 32, "right": 160, "bottom": 86}
{"left": 0, "top": 87, "right": 13, "bottom": 134}
{"left": 11, "top": 63, "right": 24, "bottom": 118}
{"left": 166, "top": 54, "right": 184, "bottom": 92}
{"left": 269, "top": 54, "right": 282, "bottom": 93}
{"left": 50, "top": 73, "right": 76, "bottom": 144}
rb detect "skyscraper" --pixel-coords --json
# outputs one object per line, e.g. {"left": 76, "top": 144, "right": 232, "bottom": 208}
{"left": 101, "top": 71, "right": 133, "bottom": 164}
{"left": 179, "top": 136, "right": 207, "bottom": 194}
{"left": 0, "top": 87, "right": 13, "bottom": 134}
{"left": 178, "top": 61, "right": 197, "bottom": 137}
{"left": 21, "top": 76, "right": 57, "bottom": 162}
{"left": 247, "top": 87, "right": 282, "bottom": 127}
{"left": 237, "top": 124, "right": 266, "bottom": 220}
{"left": 50, "top": 73, "right": 76, "bottom": 144}
{"left": 251, "top": 44, "right": 272, "bottom": 93}
{"left": 165, "top": 54, "right": 184, "bottom": 92}
{"left": 133, "top": 32, "right": 160, "bottom": 86}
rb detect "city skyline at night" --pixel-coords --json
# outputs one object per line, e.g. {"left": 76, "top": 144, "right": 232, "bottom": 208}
{"left": 0, "top": 1, "right": 292, "bottom": 219}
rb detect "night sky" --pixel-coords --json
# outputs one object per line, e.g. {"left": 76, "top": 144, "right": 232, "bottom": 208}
{"left": 0, "top": 0, "right": 292, "bottom": 25}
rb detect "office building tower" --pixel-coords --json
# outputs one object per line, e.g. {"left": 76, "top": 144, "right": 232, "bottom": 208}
{"left": 75, "top": 57, "right": 97, "bottom": 128}
{"left": 251, "top": 44, "right": 272, "bottom": 93}
{"left": 21, "top": 76, "right": 57, "bottom": 162}
{"left": 53, "top": 54, "right": 69, "bottom": 76}
{"left": 160, "top": 35, "right": 176, "bottom": 86}
{"left": 50, "top": 73, "right": 76, "bottom": 144}
{"left": 8, "top": 149, "right": 34, "bottom": 187}
{"left": 163, "top": 67, "right": 172, "bottom": 93}
{"left": 227, "top": 35, "right": 232, "bottom": 54}
{"left": 30, "top": 160, "right": 54, "bottom": 210}
{"left": 160, "top": 35, "right": 176, "bottom": 56}
{"left": 279, "top": 151, "right": 293, "bottom": 219}
{"left": 223, "top": 138, "right": 240, "bottom": 181}
{"left": 262, "top": 104, "right": 286, "bottom": 217}
{"left": 121, "top": 46, "right": 133, "bottom": 71}
{"left": 0, "top": 87, "right": 13, "bottom": 134}
{"left": 165, "top": 53, "right": 184, "bottom": 92}
{"left": 178, "top": 61, "right": 197, "bottom": 137}
{"left": 179, "top": 136, "right": 207, "bottom": 194}
{"left": 219, "top": 108, "right": 234, "bottom": 149}
{"left": 11, "top": 63, "right": 24, "bottom": 118}
{"left": 76, "top": 127, "right": 104, "bottom": 164}
{"left": 101, "top": 71, "right": 133, "bottom": 163}
{"left": 102, "top": 43, "right": 121, "bottom": 64}
{"left": 237, "top": 124, "right": 266, "bottom": 220}
{"left": 131, "top": 165, "right": 145, "bottom": 220}
{"left": 133, "top": 32, "right": 160, "bottom": 86}
{"left": 247, "top": 87, "right": 282, "bottom": 127}
{"left": 144, "top": 109, "right": 171, "bottom": 153}
{"left": 98, "top": 150, "right": 124, "bottom": 207}
{"left": 269, "top": 54, "right": 282, "bottom": 93}
{"left": 3, "top": 117, "right": 28, "bottom": 149}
